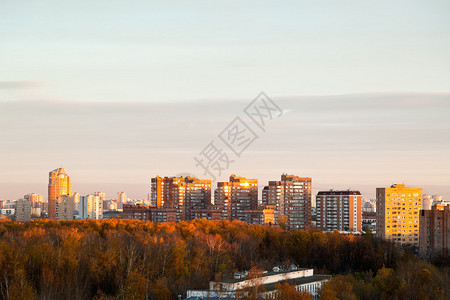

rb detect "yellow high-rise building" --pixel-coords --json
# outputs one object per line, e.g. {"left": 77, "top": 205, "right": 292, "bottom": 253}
{"left": 376, "top": 184, "right": 422, "bottom": 246}
{"left": 48, "top": 168, "right": 72, "bottom": 220}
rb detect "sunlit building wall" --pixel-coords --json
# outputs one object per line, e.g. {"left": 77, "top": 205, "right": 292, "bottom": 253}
{"left": 150, "top": 176, "right": 211, "bottom": 221}
{"left": 48, "top": 168, "right": 72, "bottom": 220}
{"left": 215, "top": 174, "right": 258, "bottom": 222}
{"left": 73, "top": 192, "right": 80, "bottom": 212}
{"left": 422, "top": 194, "right": 433, "bottom": 210}
{"left": 118, "top": 192, "right": 126, "bottom": 210}
{"left": 79, "top": 194, "right": 103, "bottom": 219}
{"left": 24, "top": 193, "right": 45, "bottom": 216}
{"left": 376, "top": 184, "right": 422, "bottom": 246}
{"left": 265, "top": 174, "right": 312, "bottom": 230}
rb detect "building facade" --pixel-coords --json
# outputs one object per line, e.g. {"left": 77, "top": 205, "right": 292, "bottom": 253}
{"left": 316, "top": 190, "right": 362, "bottom": 232}
{"left": 24, "top": 193, "right": 45, "bottom": 216}
{"left": 118, "top": 192, "right": 126, "bottom": 210}
{"left": 48, "top": 168, "right": 72, "bottom": 220}
{"left": 187, "top": 268, "right": 330, "bottom": 300}
{"left": 121, "top": 174, "right": 298, "bottom": 227}
{"left": 419, "top": 204, "right": 449, "bottom": 253}
{"left": 94, "top": 192, "right": 106, "bottom": 201}
{"left": 264, "top": 174, "right": 312, "bottom": 229}
{"left": 184, "top": 177, "right": 212, "bottom": 221}
{"left": 73, "top": 192, "right": 80, "bottom": 212}
{"left": 362, "top": 198, "right": 376, "bottom": 213}
{"left": 122, "top": 204, "right": 178, "bottom": 222}
{"left": 422, "top": 194, "right": 433, "bottom": 210}
{"left": 122, "top": 204, "right": 151, "bottom": 221}
{"left": 243, "top": 206, "right": 275, "bottom": 226}
{"left": 215, "top": 175, "right": 258, "bottom": 222}
{"left": 432, "top": 195, "right": 443, "bottom": 205}
{"left": 189, "top": 205, "right": 224, "bottom": 221}
{"left": 376, "top": 184, "right": 422, "bottom": 246}
{"left": 151, "top": 176, "right": 211, "bottom": 221}
{"left": 79, "top": 194, "right": 103, "bottom": 219}
{"left": 15, "top": 199, "right": 32, "bottom": 222}
{"left": 55, "top": 195, "right": 74, "bottom": 221}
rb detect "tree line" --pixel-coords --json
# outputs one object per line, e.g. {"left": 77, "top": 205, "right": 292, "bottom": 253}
{"left": 0, "top": 219, "right": 448, "bottom": 299}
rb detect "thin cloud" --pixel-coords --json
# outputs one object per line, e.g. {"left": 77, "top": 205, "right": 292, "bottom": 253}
{"left": 0, "top": 81, "right": 42, "bottom": 90}
{"left": 0, "top": 93, "right": 449, "bottom": 200}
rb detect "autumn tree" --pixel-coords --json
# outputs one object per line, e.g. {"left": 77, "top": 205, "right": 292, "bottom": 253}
{"left": 274, "top": 282, "right": 313, "bottom": 300}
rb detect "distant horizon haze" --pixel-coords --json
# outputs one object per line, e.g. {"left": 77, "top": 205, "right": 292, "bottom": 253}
{"left": 0, "top": 93, "right": 449, "bottom": 201}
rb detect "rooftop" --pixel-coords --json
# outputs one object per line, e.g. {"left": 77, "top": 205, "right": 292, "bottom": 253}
{"left": 317, "top": 190, "right": 361, "bottom": 196}
{"left": 264, "top": 275, "right": 331, "bottom": 292}
{"left": 221, "top": 268, "right": 310, "bottom": 284}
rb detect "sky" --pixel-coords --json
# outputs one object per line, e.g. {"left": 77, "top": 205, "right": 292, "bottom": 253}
{"left": 0, "top": 1, "right": 449, "bottom": 200}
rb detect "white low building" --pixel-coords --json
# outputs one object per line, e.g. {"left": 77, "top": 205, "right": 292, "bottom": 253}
{"left": 186, "top": 267, "right": 330, "bottom": 299}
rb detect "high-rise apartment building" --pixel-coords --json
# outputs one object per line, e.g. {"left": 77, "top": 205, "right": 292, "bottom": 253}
{"left": 422, "top": 194, "right": 433, "bottom": 210}
{"left": 264, "top": 174, "right": 312, "bottom": 230}
{"left": 151, "top": 176, "right": 211, "bottom": 221}
{"left": 48, "top": 168, "right": 72, "bottom": 220}
{"left": 419, "top": 204, "right": 449, "bottom": 253}
{"left": 151, "top": 176, "right": 184, "bottom": 208}
{"left": 73, "top": 192, "right": 80, "bottom": 212}
{"left": 316, "top": 190, "right": 362, "bottom": 232}
{"left": 94, "top": 192, "right": 106, "bottom": 201}
{"left": 432, "top": 195, "right": 443, "bottom": 204}
{"left": 261, "top": 186, "right": 269, "bottom": 206}
{"left": 25, "top": 193, "right": 44, "bottom": 203}
{"left": 15, "top": 199, "right": 32, "bottom": 222}
{"left": 215, "top": 175, "right": 258, "bottom": 222}
{"left": 362, "top": 198, "right": 376, "bottom": 213}
{"left": 55, "top": 195, "right": 74, "bottom": 221}
{"left": 124, "top": 174, "right": 276, "bottom": 225}
{"left": 79, "top": 194, "right": 103, "bottom": 219}
{"left": 376, "top": 184, "right": 422, "bottom": 246}
{"left": 184, "top": 177, "right": 212, "bottom": 220}
{"left": 24, "top": 193, "right": 45, "bottom": 216}
{"left": 79, "top": 195, "right": 88, "bottom": 219}
{"left": 118, "top": 192, "right": 126, "bottom": 210}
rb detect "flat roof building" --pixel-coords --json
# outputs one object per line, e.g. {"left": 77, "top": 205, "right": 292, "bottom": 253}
{"left": 15, "top": 199, "right": 31, "bottom": 222}
{"left": 55, "top": 195, "right": 74, "bottom": 221}
{"left": 215, "top": 175, "right": 258, "bottom": 222}
{"left": 376, "top": 184, "right": 422, "bottom": 247}
{"left": 316, "top": 190, "right": 362, "bottom": 232}
{"left": 419, "top": 204, "right": 449, "bottom": 253}
{"left": 186, "top": 267, "right": 330, "bottom": 299}
{"left": 264, "top": 174, "right": 312, "bottom": 229}
{"left": 48, "top": 168, "right": 72, "bottom": 220}
{"left": 151, "top": 176, "right": 211, "bottom": 221}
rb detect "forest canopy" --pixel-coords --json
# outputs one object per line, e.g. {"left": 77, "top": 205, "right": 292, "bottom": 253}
{"left": 0, "top": 219, "right": 448, "bottom": 299}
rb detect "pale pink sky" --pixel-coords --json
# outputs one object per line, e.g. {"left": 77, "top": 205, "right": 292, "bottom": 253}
{"left": 1, "top": 1, "right": 449, "bottom": 200}
{"left": 0, "top": 93, "right": 449, "bottom": 201}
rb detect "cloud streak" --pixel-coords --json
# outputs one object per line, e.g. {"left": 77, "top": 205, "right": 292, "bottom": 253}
{"left": 0, "top": 92, "right": 449, "bottom": 200}
{"left": 0, "top": 81, "right": 42, "bottom": 90}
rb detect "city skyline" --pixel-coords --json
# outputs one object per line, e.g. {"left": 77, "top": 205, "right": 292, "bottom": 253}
{"left": 0, "top": 1, "right": 448, "bottom": 298}
{"left": 0, "top": 165, "right": 447, "bottom": 203}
